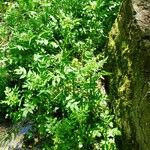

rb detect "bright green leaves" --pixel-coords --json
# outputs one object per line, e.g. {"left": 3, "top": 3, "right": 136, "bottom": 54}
{"left": 22, "top": 101, "right": 37, "bottom": 118}
{"left": 15, "top": 66, "right": 27, "bottom": 79}
{"left": 23, "top": 70, "right": 43, "bottom": 90}
{"left": 36, "top": 38, "right": 49, "bottom": 46}
{"left": 58, "top": 10, "right": 80, "bottom": 30}
{"left": 66, "top": 98, "right": 79, "bottom": 112}
{"left": 3, "top": 86, "right": 21, "bottom": 107}
{"left": 0, "top": 0, "right": 121, "bottom": 149}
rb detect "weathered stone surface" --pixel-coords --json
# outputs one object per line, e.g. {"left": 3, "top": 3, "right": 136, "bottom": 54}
{"left": 106, "top": 0, "right": 150, "bottom": 149}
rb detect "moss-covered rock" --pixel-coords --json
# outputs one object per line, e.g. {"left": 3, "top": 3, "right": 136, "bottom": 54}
{"left": 106, "top": 0, "right": 150, "bottom": 149}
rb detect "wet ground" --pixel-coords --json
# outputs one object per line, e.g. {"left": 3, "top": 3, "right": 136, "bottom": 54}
{"left": 0, "top": 121, "right": 31, "bottom": 150}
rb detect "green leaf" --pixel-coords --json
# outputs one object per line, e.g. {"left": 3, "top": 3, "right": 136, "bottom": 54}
{"left": 15, "top": 66, "right": 27, "bottom": 79}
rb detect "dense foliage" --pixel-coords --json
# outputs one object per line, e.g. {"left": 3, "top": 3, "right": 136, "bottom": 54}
{"left": 0, "top": 0, "right": 121, "bottom": 149}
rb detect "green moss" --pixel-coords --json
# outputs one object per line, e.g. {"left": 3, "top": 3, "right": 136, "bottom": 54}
{"left": 106, "top": 0, "right": 150, "bottom": 149}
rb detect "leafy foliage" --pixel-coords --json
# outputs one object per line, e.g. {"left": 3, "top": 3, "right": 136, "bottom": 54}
{"left": 0, "top": 0, "right": 121, "bottom": 149}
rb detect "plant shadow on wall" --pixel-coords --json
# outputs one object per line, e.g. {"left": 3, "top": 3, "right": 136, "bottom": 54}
{"left": 0, "top": 0, "right": 121, "bottom": 149}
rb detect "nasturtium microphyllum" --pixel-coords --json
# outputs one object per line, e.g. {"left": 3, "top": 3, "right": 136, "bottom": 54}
{"left": 0, "top": 0, "right": 121, "bottom": 149}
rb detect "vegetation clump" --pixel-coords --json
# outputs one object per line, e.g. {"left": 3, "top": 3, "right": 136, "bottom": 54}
{"left": 0, "top": 0, "right": 121, "bottom": 149}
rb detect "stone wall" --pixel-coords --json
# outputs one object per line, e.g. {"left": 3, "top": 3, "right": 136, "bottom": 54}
{"left": 106, "top": 0, "right": 150, "bottom": 149}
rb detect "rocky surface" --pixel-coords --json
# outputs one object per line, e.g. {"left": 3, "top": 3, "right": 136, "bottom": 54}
{"left": 106, "top": 0, "right": 150, "bottom": 149}
{"left": 0, "top": 122, "right": 31, "bottom": 150}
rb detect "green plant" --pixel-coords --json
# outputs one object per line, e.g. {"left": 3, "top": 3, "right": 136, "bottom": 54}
{"left": 0, "top": 0, "right": 121, "bottom": 149}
